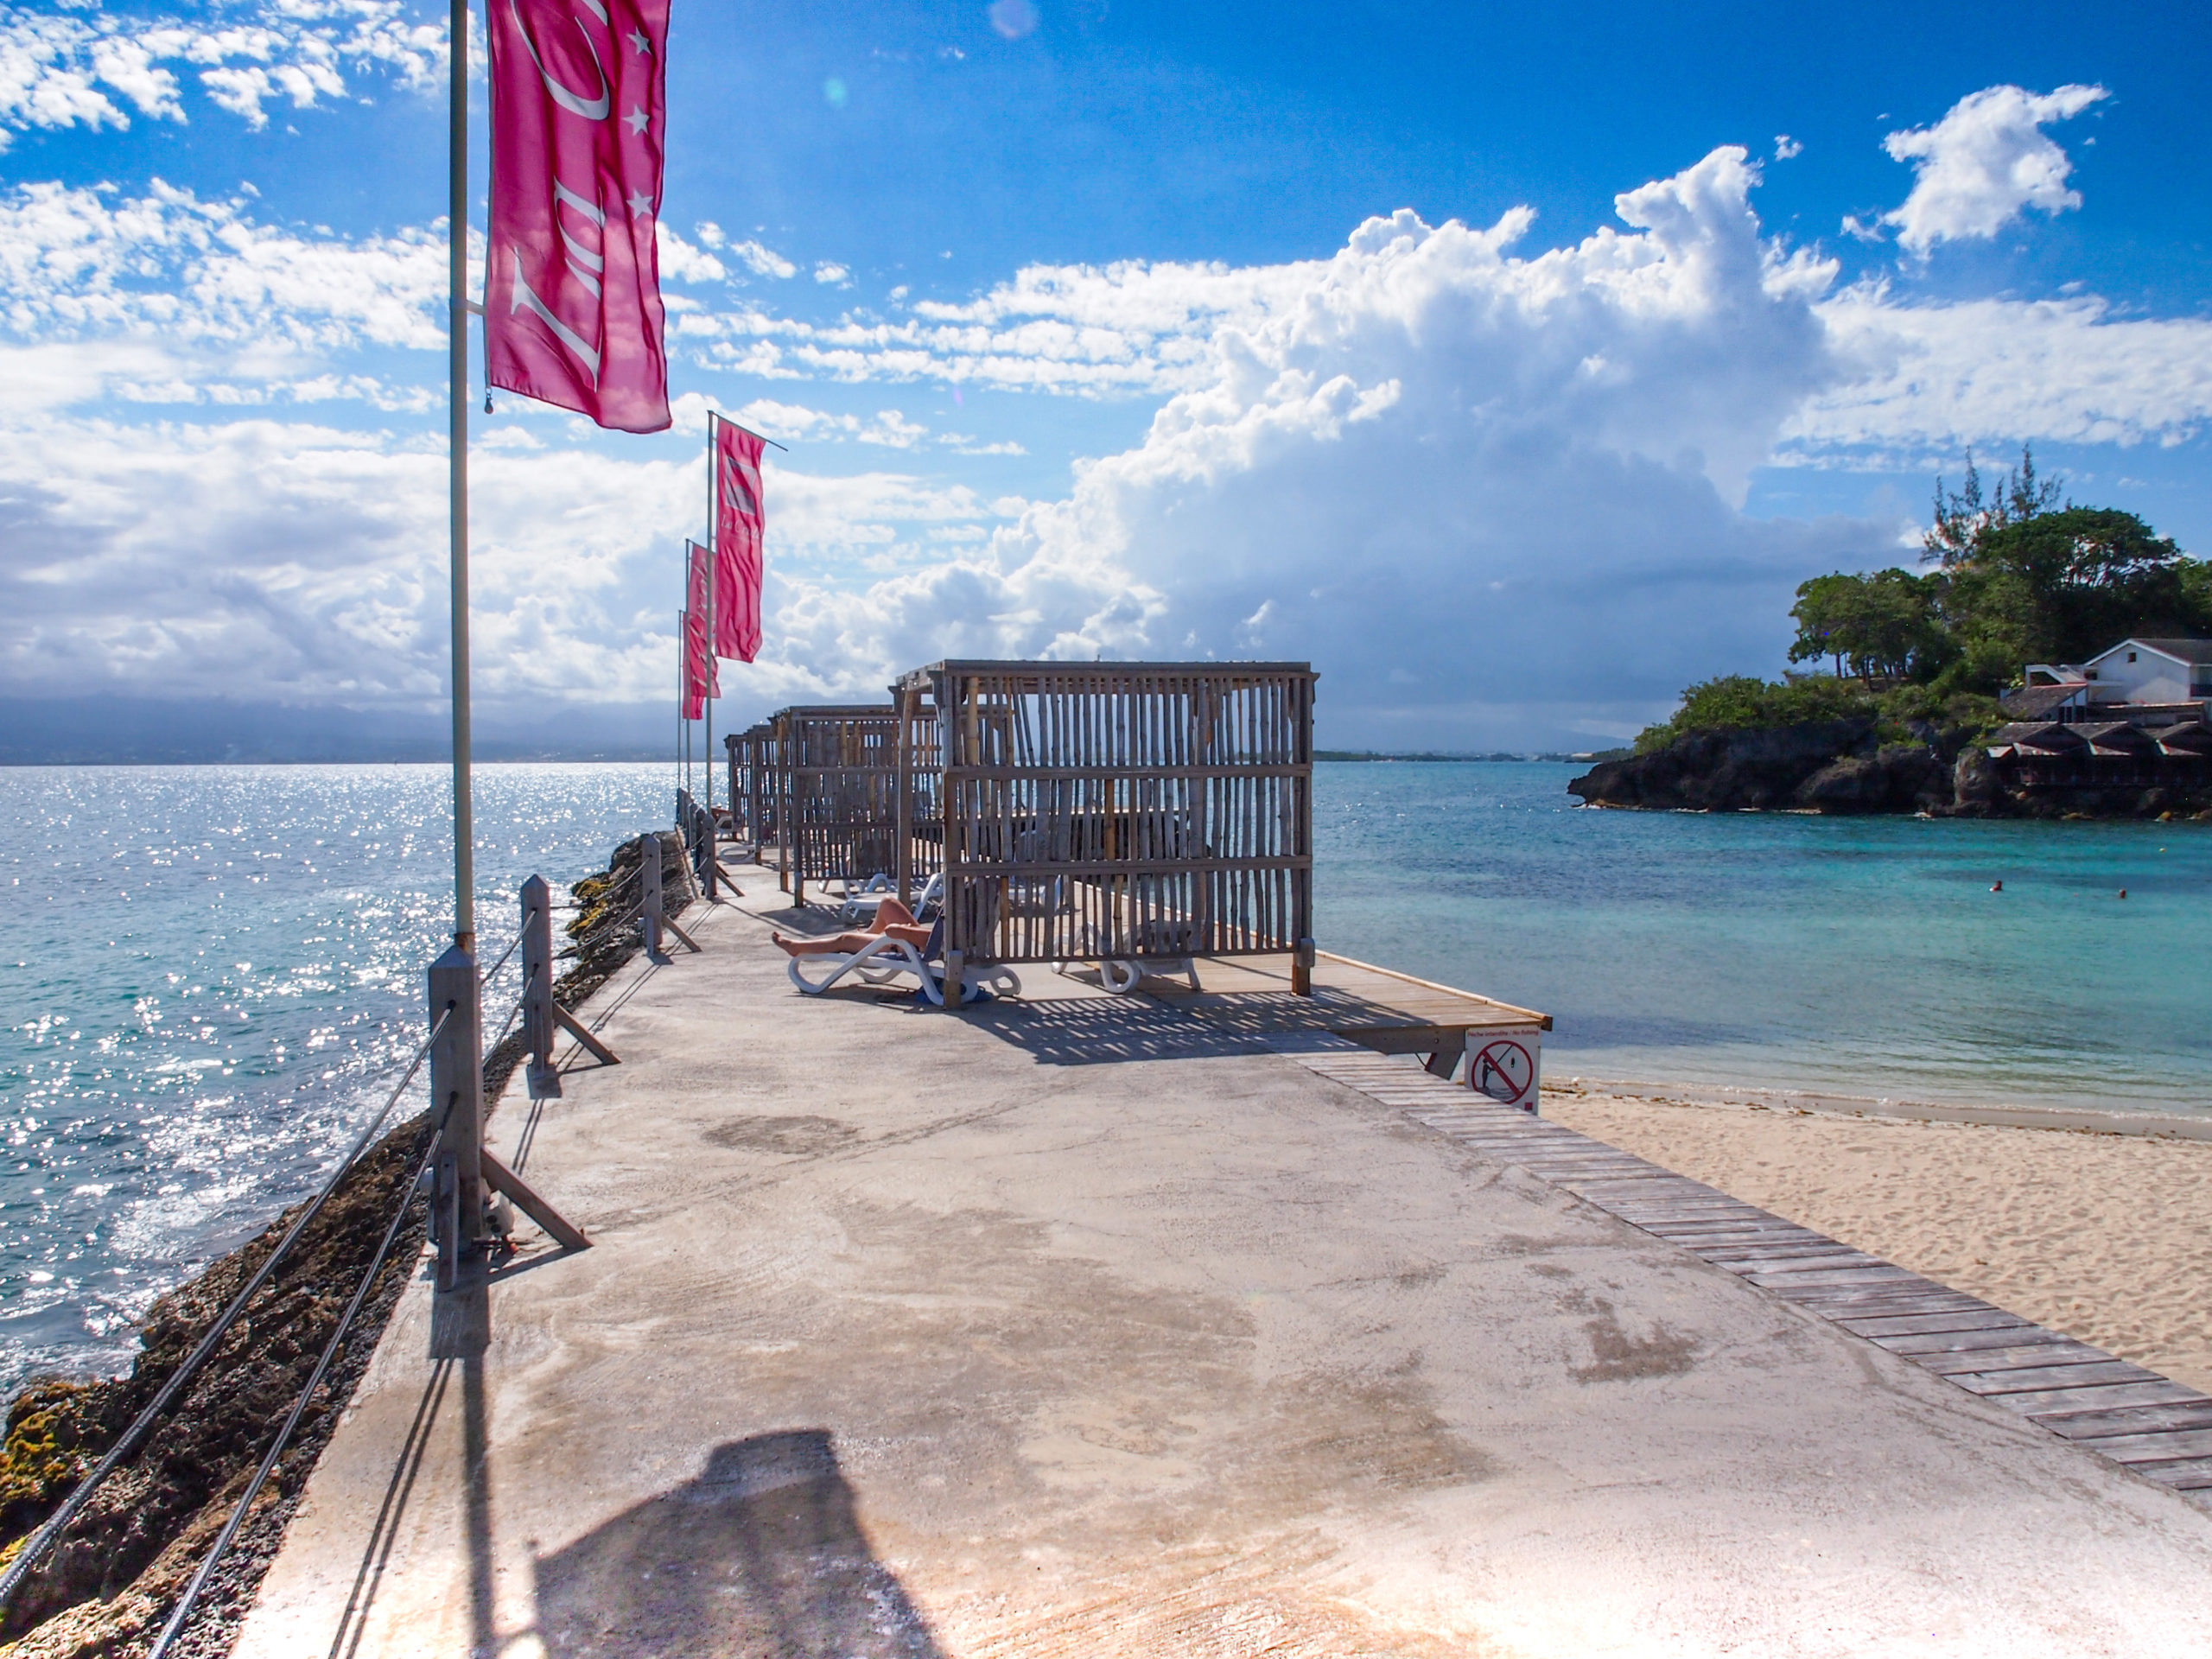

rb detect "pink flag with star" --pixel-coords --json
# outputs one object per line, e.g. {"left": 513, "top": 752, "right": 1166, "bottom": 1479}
{"left": 682, "top": 539, "right": 717, "bottom": 717}
{"left": 711, "top": 415, "right": 765, "bottom": 662}
{"left": 485, "top": 0, "right": 671, "bottom": 433}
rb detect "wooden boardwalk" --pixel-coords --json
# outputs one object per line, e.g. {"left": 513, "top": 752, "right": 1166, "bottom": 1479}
{"left": 1144, "top": 949, "right": 1548, "bottom": 1072}
{"left": 1286, "top": 1039, "right": 2212, "bottom": 1509}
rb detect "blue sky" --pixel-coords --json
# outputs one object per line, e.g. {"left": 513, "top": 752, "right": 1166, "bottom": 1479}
{"left": 3, "top": 0, "right": 2209, "bottom": 747}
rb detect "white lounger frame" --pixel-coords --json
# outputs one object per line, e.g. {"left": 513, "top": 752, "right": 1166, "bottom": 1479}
{"left": 786, "top": 932, "right": 1020, "bottom": 1006}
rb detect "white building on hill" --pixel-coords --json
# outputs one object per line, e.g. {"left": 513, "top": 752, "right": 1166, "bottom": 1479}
{"left": 2013, "top": 638, "right": 2212, "bottom": 725}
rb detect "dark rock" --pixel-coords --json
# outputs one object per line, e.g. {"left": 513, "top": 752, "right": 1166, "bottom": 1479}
{"left": 1793, "top": 744, "right": 1948, "bottom": 814}
{"left": 1568, "top": 720, "right": 1876, "bottom": 811}
{"left": 1950, "top": 747, "right": 2003, "bottom": 814}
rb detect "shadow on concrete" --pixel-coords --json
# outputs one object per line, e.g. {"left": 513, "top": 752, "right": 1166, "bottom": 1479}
{"left": 531, "top": 1432, "right": 943, "bottom": 1659}
{"left": 959, "top": 995, "right": 1274, "bottom": 1066}
{"left": 327, "top": 1358, "right": 454, "bottom": 1659}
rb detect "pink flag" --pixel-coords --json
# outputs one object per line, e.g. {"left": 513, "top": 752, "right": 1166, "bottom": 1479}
{"left": 682, "top": 540, "right": 717, "bottom": 717}
{"left": 485, "top": 0, "right": 671, "bottom": 433}
{"left": 712, "top": 416, "right": 764, "bottom": 662}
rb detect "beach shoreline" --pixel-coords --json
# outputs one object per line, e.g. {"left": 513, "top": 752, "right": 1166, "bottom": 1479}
{"left": 1545, "top": 1074, "right": 2212, "bottom": 1141}
{"left": 1544, "top": 1084, "right": 2212, "bottom": 1397}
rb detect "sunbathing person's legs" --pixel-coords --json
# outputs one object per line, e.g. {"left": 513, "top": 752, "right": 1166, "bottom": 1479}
{"left": 770, "top": 895, "right": 926, "bottom": 957}
{"left": 773, "top": 930, "right": 884, "bottom": 957}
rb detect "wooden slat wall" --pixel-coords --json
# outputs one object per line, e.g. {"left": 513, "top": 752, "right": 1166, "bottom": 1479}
{"left": 727, "top": 724, "right": 778, "bottom": 849}
{"left": 907, "top": 661, "right": 1316, "bottom": 966}
{"left": 772, "top": 703, "right": 943, "bottom": 892}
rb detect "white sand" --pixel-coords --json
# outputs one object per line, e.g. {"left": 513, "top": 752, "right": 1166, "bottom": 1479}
{"left": 1543, "top": 1089, "right": 2212, "bottom": 1397}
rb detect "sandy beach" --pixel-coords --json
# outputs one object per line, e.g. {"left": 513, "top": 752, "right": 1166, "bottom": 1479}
{"left": 1544, "top": 1086, "right": 2212, "bottom": 1396}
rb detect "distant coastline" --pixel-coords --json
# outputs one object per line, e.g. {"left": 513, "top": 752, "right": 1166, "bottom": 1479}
{"left": 0, "top": 695, "right": 677, "bottom": 766}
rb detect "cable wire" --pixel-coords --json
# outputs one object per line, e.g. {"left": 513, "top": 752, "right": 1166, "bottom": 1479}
{"left": 145, "top": 1113, "right": 446, "bottom": 1659}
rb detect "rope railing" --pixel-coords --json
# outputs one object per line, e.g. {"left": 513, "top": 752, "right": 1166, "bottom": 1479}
{"left": 486, "top": 985, "right": 527, "bottom": 1054}
{"left": 478, "top": 930, "right": 524, "bottom": 986}
{"left": 144, "top": 1102, "right": 451, "bottom": 1659}
{"left": 10, "top": 854, "right": 663, "bottom": 1645}
{"left": 0, "top": 1005, "right": 454, "bottom": 1620}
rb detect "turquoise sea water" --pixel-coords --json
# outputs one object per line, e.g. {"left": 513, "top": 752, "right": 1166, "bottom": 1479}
{"left": 1316, "top": 761, "right": 2212, "bottom": 1115}
{"left": 0, "top": 763, "right": 671, "bottom": 1389}
{"left": 2, "top": 758, "right": 2208, "bottom": 1389}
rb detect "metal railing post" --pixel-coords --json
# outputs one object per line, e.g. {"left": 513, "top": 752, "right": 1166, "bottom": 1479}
{"left": 520, "top": 875, "right": 561, "bottom": 1100}
{"left": 426, "top": 944, "right": 484, "bottom": 1291}
{"left": 641, "top": 836, "right": 665, "bottom": 957}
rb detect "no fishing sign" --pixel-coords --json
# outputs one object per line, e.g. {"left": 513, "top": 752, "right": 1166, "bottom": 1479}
{"left": 1468, "top": 1030, "right": 1541, "bottom": 1113}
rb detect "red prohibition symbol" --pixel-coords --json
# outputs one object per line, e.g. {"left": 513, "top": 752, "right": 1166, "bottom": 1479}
{"left": 1471, "top": 1039, "right": 1534, "bottom": 1105}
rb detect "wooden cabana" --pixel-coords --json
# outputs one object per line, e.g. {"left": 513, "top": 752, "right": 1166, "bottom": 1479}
{"left": 892, "top": 659, "right": 1319, "bottom": 995}
{"left": 722, "top": 723, "right": 779, "bottom": 861}
{"left": 775, "top": 702, "right": 942, "bottom": 903}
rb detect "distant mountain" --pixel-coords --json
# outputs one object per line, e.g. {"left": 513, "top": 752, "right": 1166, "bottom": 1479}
{"left": 0, "top": 696, "right": 678, "bottom": 764}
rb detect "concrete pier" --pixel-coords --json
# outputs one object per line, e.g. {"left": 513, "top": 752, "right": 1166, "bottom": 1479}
{"left": 236, "top": 895, "right": 2212, "bottom": 1658}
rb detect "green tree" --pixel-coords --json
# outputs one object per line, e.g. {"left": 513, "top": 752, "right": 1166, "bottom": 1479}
{"left": 1936, "top": 506, "right": 2197, "bottom": 683}
{"left": 1916, "top": 446, "right": 2209, "bottom": 690}
{"left": 1789, "top": 569, "right": 1947, "bottom": 683}
{"left": 1923, "top": 445, "right": 2065, "bottom": 567}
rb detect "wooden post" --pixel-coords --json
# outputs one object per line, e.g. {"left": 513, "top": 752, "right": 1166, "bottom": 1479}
{"left": 894, "top": 686, "right": 915, "bottom": 907}
{"left": 724, "top": 733, "right": 740, "bottom": 851}
{"left": 749, "top": 730, "right": 766, "bottom": 864}
{"left": 641, "top": 836, "right": 664, "bottom": 957}
{"left": 520, "top": 875, "right": 560, "bottom": 1100}
{"left": 427, "top": 944, "right": 483, "bottom": 1291}
{"left": 696, "top": 796, "right": 717, "bottom": 900}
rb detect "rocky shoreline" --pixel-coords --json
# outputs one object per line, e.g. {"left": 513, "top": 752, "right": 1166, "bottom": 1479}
{"left": 0, "top": 832, "right": 696, "bottom": 1659}
{"left": 1568, "top": 719, "right": 2212, "bottom": 819}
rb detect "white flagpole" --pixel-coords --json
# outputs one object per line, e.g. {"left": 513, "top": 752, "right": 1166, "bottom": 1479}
{"left": 446, "top": 0, "right": 474, "bottom": 952}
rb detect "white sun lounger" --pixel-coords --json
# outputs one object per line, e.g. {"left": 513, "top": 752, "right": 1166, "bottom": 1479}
{"left": 785, "top": 916, "right": 1019, "bottom": 1006}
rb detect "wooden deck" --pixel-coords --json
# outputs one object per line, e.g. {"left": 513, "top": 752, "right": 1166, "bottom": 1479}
{"left": 1136, "top": 949, "right": 1548, "bottom": 1075}
{"left": 1287, "top": 1039, "right": 2212, "bottom": 1507}
{"left": 742, "top": 849, "right": 1545, "bottom": 1079}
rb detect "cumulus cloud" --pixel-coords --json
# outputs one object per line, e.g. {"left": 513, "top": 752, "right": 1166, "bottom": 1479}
{"left": 0, "top": 411, "right": 1022, "bottom": 714}
{"left": 655, "top": 222, "right": 728, "bottom": 284}
{"left": 0, "top": 180, "right": 450, "bottom": 409}
{"left": 1788, "top": 288, "right": 2212, "bottom": 455}
{"left": 788, "top": 148, "right": 1873, "bottom": 741}
{"left": 0, "top": 1, "right": 445, "bottom": 147}
{"left": 728, "top": 399, "right": 929, "bottom": 448}
{"left": 1876, "top": 83, "right": 2107, "bottom": 254}
{"left": 676, "top": 252, "right": 1325, "bottom": 395}
{"left": 7, "top": 136, "right": 2209, "bottom": 744}
{"left": 729, "top": 239, "right": 798, "bottom": 279}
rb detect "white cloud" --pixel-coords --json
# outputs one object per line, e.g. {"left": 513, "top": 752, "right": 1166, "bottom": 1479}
{"left": 1876, "top": 83, "right": 2107, "bottom": 255}
{"left": 730, "top": 239, "right": 798, "bottom": 279}
{"left": 655, "top": 222, "right": 727, "bottom": 284}
{"left": 0, "top": 410, "right": 1020, "bottom": 714}
{"left": 0, "top": 181, "right": 449, "bottom": 409}
{"left": 812, "top": 262, "right": 850, "bottom": 285}
{"left": 6, "top": 135, "right": 2209, "bottom": 745}
{"left": 1773, "top": 135, "right": 1802, "bottom": 161}
{"left": 728, "top": 398, "right": 930, "bottom": 449}
{"left": 674, "top": 251, "right": 1325, "bottom": 396}
{"left": 1789, "top": 287, "right": 2212, "bottom": 454}
{"left": 0, "top": 1, "right": 444, "bottom": 147}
